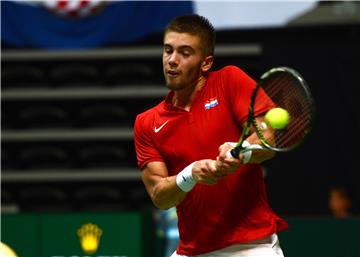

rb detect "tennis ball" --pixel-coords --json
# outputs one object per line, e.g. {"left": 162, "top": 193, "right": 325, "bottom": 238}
{"left": 265, "top": 107, "right": 290, "bottom": 129}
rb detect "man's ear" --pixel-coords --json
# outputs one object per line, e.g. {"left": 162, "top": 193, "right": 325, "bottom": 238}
{"left": 201, "top": 56, "right": 214, "bottom": 72}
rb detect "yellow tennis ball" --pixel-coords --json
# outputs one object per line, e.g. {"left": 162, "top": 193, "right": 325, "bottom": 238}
{"left": 265, "top": 107, "right": 290, "bottom": 129}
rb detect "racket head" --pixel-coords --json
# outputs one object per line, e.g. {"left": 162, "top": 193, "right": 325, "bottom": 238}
{"left": 250, "top": 67, "right": 315, "bottom": 152}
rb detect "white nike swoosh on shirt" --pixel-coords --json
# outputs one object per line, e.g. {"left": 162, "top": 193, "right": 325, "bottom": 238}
{"left": 154, "top": 120, "right": 169, "bottom": 133}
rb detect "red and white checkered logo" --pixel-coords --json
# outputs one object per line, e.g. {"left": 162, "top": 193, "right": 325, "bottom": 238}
{"left": 42, "top": 0, "right": 106, "bottom": 19}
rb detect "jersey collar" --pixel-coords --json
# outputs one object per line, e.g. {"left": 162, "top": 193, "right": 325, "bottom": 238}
{"left": 164, "top": 76, "right": 210, "bottom": 112}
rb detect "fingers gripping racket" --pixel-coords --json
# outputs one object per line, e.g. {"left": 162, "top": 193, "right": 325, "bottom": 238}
{"left": 230, "top": 67, "right": 315, "bottom": 158}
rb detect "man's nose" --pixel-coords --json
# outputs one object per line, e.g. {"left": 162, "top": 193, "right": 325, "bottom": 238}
{"left": 168, "top": 52, "right": 179, "bottom": 66}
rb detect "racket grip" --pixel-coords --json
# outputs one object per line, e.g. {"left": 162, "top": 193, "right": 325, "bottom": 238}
{"left": 230, "top": 147, "right": 241, "bottom": 159}
{"left": 229, "top": 141, "right": 251, "bottom": 159}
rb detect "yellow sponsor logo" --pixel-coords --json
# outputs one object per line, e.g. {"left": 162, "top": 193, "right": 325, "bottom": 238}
{"left": 77, "top": 223, "right": 103, "bottom": 255}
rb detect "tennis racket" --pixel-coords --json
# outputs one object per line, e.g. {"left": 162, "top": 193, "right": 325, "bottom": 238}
{"left": 229, "top": 66, "right": 315, "bottom": 158}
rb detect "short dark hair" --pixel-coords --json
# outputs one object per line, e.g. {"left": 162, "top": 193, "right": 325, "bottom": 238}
{"left": 164, "top": 14, "right": 216, "bottom": 56}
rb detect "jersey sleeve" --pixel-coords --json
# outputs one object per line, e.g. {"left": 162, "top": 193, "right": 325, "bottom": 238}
{"left": 134, "top": 114, "right": 164, "bottom": 170}
{"left": 223, "top": 66, "right": 274, "bottom": 125}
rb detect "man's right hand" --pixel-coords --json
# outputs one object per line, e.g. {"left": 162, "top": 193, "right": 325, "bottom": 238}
{"left": 192, "top": 159, "right": 229, "bottom": 185}
{"left": 217, "top": 142, "right": 242, "bottom": 172}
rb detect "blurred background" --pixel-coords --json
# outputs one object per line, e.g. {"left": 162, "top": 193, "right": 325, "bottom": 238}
{"left": 1, "top": 1, "right": 360, "bottom": 257}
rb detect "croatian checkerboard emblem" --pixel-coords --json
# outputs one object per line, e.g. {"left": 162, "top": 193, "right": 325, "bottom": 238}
{"left": 204, "top": 98, "right": 219, "bottom": 110}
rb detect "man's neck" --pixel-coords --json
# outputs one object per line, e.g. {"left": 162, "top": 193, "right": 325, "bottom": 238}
{"left": 172, "top": 76, "right": 206, "bottom": 111}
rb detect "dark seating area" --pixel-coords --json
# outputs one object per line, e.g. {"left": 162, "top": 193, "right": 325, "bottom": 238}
{"left": 1, "top": 47, "right": 169, "bottom": 213}
{"left": 2, "top": 65, "right": 47, "bottom": 88}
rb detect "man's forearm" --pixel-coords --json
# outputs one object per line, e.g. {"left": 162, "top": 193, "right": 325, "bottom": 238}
{"left": 151, "top": 175, "right": 187, "bottom": 210}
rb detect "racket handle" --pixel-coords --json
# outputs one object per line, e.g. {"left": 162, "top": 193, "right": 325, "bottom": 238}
{"left": 229, "top": 140, "right": 250, "bottom": 159}
{"left": 229, "top": 141, "right": 261, "bottom": 160}
{"left": 230, "top": 147, "right": 241, "bottom": 159}
{"left": 230, "top": 146, "right": 253, "bottom": 163}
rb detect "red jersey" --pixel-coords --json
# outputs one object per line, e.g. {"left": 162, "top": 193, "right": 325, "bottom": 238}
{"left": 134, "top": 66, "right": 288, "bottom": 256}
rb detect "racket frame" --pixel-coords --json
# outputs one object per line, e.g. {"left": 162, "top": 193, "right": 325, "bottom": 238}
{"left": 230, "top": 66, "right": 315, "bottom": 158}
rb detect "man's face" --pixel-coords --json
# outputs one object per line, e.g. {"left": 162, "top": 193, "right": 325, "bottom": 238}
{"left": 162, "top": 32, "right": 205, "bottom": 91}
{"left": 329, "top": 191, "right": 351, "bottom": 213}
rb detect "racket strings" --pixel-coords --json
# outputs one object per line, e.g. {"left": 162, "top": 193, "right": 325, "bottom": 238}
{"left": 258, "top": 72, "right": 313, "bottom": 149}
{"left": 275, "top": 112, "right": 311, "bottom": 148}
{"left": 276, "top": 104, "right": 312, "bottom": 147}
{"left": 264, "top": 74, "right": 303, "bottom": 106}
{"left": 269, "top": 77, "right": 312, "bottom": 123}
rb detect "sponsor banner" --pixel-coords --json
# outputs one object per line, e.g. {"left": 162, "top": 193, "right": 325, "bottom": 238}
{"left": 1, "top": 1, "right": 193, "bottom": 49}
{"left": 2, "top": 213, "right": 154, "bottom": 257}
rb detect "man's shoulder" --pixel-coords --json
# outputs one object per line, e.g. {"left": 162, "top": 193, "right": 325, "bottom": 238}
{"left": 210, "top": 65, "right": 251, "bottom": 83}
{"left": 216, "top": 65, "right": 243, "bottom": 74}
{"left": 208, "top": 65, "right": 248, "bottom": 86}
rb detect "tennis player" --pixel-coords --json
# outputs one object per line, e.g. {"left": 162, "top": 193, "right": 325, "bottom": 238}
{"left": 134, "top": 14, "right": 288, "bottom": 257}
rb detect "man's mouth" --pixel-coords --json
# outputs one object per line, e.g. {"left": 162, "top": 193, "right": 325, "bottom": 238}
{"left": 167, "top": 70, "right": 180, "bottom": 77}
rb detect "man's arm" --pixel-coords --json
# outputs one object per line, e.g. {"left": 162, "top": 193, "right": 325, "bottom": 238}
{"left": 141, "top": 160, "right": 230, "bottom": 210}
{"left": 141, "top": 161, "right": 186, "bottom": 210}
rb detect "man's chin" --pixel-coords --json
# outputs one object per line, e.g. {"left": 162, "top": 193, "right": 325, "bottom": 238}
{"left": 166, "top": 82, "right": 184, "bottom": 91}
